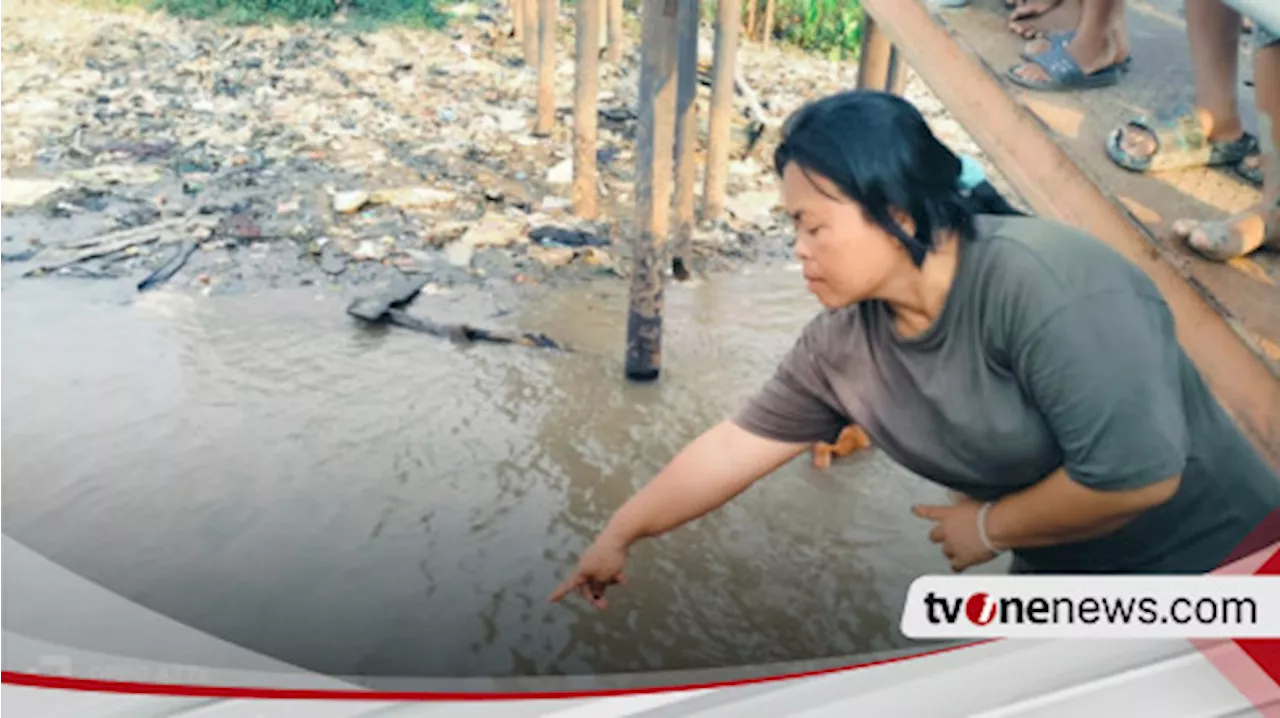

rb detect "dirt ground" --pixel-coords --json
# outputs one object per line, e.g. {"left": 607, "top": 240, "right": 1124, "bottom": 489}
{"left": 0, "top": 0, "right": 1016, "bottom": 297}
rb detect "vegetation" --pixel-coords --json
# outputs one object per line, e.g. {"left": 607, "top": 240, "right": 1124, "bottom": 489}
{"left": 147, "top": 0, "right": 449, "bottom": 27}
{"left": 772, "top": 0, "right": 863, "bottom": 60}
{"left": 706, "top": 0, "right": 864, "bottom": 61}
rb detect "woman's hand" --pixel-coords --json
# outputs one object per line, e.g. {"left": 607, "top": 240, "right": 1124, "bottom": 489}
{"left": 913, "top": 497, "right": 998, "bottom": 572}
{"left": 548, "top": 533, "right": 630, "bottom": 609}
{"left": 546, "top": 421, "right": 810, "bottom": 610}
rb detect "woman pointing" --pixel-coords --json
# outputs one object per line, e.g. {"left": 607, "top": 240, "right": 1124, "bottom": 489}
{"left": 550, "top": 91, "right": 1280, "bottom": 608}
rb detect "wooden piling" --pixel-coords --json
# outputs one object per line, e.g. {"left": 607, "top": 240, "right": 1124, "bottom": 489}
{"left": 535, "top": 0, "right": 558, "bottom": 135}
{"left": 761, "top": 0, "right": 774, "bottom": 49}
{"left": 702, "top": 0, "right": 739, "bottom": 221}
{"left": 625, "top": 0, "right": 679, "bottom": 381}
{"left": 574, "top": 0, "right": 602, "bottom": 218}
{"left": 522, "top": 0, "right": 538, "bottom": 65}
{"left": 607, "top": 0, "right": 625, "bottom": 62}
{"left": 513, "top": 0, "right": 524, "bottom": 41}
{"left": 856, "top": 15, "right": 907, "bottom": 94}
{"left": 745, "top": 0, "right": 757, "bottom": 42}
{"left": 672, "top": 0, "right": 699, "bottom": 279}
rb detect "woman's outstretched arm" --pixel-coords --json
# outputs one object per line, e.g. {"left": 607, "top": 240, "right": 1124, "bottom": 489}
{"left": 548, "top": 420, "right": 810, "bottom": 607}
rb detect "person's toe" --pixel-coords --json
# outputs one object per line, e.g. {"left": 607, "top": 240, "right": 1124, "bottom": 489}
{"left": 1012, "top": 62, "right": 1049, "bottom": 83}
{"left": 1170, "top": 218, "right": 1197, "bottom": 238}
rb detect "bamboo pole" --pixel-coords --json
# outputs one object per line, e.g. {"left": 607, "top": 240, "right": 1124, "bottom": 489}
{"left": 522, "top": 0, "right": 538, "bottom": 64}
{"left": 513, "top": 0, "right": 524, "bottom": 41}
{"left": 745, "top": 0, "right": 756, "bottom": 41}
{"left": 672, "top": 0, "right": 699, "bottom": 278}
{"left": 702, "top": 0, "right": 739, "bottom": 221}
{"left": 574, "top": 0, "right": 602, "bottom": 218}
{"left": 607, "top": 0, "right": 625, "bottom": 62}
{"left": 535, "top": 0, "right": 558, "bottom": 135}
{"left": 625, "top": 0, "right": 679, "bottom": 381}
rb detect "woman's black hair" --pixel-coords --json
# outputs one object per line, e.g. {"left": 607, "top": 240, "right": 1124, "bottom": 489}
{"left": 773, "top": 90, "right": 1025, "bottom": 266}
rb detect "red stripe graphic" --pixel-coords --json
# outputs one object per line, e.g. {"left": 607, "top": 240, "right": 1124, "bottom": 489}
{"left": 1193, "top": 512, "right": 1280, "bottom": 715}
{"left": 1, "top": 641, "right": 989, "bottom": 701}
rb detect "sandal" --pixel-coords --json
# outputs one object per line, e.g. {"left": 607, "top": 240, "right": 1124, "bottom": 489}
{"left": 1006, "top": 43, "right": 1126, "bottom": 91}
{"left": 1105, "top": 105, "right": 1261, "bottom": 175}
{"left": 1021, "top": 30, "right": 1134, "bottom": 72}
{"left": 1233, "top": 152, "right": 1266, "bottom": 188}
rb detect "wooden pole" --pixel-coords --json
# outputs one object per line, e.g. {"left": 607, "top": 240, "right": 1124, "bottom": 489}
{"left": 607, "top": 0, "right": 625, "bottom": 62}
{"left": 702, "top": 0, "right": 739, "bottom": 221}
{"left": 522, "top": 0, "right": 538, "bottom": 65}
{"left": 574, "top": 0, "right": 602, "bottom": 218}
{"left": 535, "top": 0, "right": 558, "bottom": 135}
{"left": 856, "top": 15, "right": 907, "bottom": 94}
{"left": 513, "top": 0, "right": 524, "bottom": 41}
{"left": 672, "top": 0, "right": 699, "bottom": 278}
{"left": 625, "top": 0, "right": 679, "bottom": 381}
{"left": 761, "top": 0, "right": 774, "bottom": 49}
{"left": 744, "top": 0, "right": 756, "bottom": 42}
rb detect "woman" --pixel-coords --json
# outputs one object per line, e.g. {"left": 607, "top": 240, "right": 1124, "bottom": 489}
{"left": 549, "top": 91, "right": 1280, "bottom": 608}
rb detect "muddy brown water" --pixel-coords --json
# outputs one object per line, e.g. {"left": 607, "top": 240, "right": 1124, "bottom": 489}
{"left": 2, "top": 264, "right": 1010, "bottom": 679}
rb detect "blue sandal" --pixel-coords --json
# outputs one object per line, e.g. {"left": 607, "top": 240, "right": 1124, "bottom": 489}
{"left": 1020, "top": 30, "right": 1134, "bottom": 72}
{"left": 1006, "top": 42, "right": 1126, "bottom": 91}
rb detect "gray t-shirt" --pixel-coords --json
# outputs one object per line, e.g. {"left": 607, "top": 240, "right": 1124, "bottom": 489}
{"left": 734, "top": 214, "right": 1280, "bottom": 574}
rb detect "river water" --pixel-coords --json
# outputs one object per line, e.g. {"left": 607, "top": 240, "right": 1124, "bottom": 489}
{"left": 2, "top": 265, "right": 1005, "bottom": 680}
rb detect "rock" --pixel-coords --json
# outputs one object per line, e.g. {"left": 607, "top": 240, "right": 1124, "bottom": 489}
{"left": 444, "top": 240, "right": 475, "bottom": 268}
{"left": 540, "top": 196, "right": 571, "bottom": 213}
{"left": 62, "top": 162, "right": 165, "bottom": 184}
{"left": 333, "top": 190, "right": 371, "bottom": 214}
{"left": 457, "top": 214, "right": 526, "bottom": 249}
{"left": 0, "top": 178, "right": 70, "bottom": 208}
{"left": 579, "top": 246, "right": 613, "bottom": 267}
{"left": 546, "top": 158, "right": 573, "bottom": 185}
{"left": 352, "top": 239, "right": 389, "bottom": 262}
{"left": 495, "top": 109, "right": 526, "bottom": 134}
{"left": 369, "top": 186, "right": 457, "bottom": 211}
{"left": 528, "top": 244, "right": 575, "bottom": 268}
{"left": 423, "top": 221, "right": 471, "bottom": 248}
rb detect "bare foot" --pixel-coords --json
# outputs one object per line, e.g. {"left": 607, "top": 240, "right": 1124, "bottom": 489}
{"left": 1008, "top": 0, "right": 1073, "bottom": 38}
{"left": 1173, "top": 199, "right": 1280, "bottom": 261}
{"left": 1009, "top": 33, "right": 1126, "bottom": 83}
{"left": 1023, "top": 26, "right": 1129, "bottom": 63}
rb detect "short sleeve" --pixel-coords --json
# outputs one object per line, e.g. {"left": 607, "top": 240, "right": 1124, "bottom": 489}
{"left": 732, "top": 323, "right": 848, "bottom": 445}
{"left": 1012, "top": 291, "right": 1189, "bottom": 491}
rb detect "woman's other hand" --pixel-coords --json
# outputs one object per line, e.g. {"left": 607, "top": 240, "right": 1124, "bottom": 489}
{"left": 548, "top": 533, "right": 630, "bottom": 609}
{"left": 913, "top": 498, "right": 998, "bottom": 572}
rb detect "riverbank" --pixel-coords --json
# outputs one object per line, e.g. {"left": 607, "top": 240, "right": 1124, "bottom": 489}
{"left": 0, "top": 0, "right": 1015, "bottom": 299}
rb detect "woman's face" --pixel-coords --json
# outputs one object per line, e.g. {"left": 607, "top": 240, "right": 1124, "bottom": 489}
{"left": 780, "top": 161, "right": 910, "bottom": 309}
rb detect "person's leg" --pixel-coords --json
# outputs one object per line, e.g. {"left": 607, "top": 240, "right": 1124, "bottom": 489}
{"left": 1176, "top": 35, "right": 1280, "bottom": 260}
{"left": 1009, "top": 0, "right": 1129, "bottom": 86}
{"left": 1106, "top": 0, "right": 1260, "bottom": 173}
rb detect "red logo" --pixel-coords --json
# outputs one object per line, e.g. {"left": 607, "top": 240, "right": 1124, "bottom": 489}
{"left": 965, "top": 592, "right": 997, "bottom": 625}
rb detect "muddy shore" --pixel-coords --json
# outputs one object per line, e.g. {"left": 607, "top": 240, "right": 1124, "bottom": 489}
{"left": 1, "top": 0, "right": 1016, "bottom": 300}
